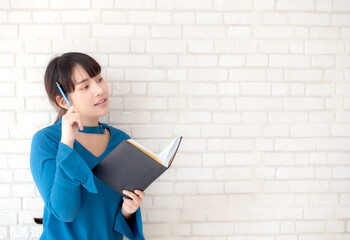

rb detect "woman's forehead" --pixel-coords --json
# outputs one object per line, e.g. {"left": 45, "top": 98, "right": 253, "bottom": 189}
{"left": 72, "top": 64, "right": 90, "bottom": 83}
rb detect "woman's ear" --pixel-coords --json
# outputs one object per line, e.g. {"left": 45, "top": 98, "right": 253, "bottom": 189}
{"left": 55, "top": 95, "right": 69, "bottom": 110}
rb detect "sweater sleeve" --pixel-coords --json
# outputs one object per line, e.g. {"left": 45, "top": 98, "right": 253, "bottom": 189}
{"left": 30, "top": 131, "right": 98, "bottom": 222}
{"left": 113, "top": 201, "right": 145, "bottom": 240}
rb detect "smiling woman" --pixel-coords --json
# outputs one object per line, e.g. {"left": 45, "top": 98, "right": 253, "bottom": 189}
{"left": 30, "top": 52, "right": 145, "bottom": 240}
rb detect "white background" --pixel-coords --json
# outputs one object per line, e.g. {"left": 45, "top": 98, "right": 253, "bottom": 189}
{"left": 1, "top": 0, "right": 350, "bottom": 239}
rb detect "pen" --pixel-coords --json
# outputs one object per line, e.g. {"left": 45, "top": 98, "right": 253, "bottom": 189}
{"left": 56, "top": 82, "right": 72, "bottom": 108}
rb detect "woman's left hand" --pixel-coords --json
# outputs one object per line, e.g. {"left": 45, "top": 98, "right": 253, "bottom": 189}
{"left": 121, "top": 190, "right": 145, "bottom": 219}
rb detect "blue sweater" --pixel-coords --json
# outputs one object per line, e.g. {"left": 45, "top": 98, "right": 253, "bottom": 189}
{"left": 30, "top": 117, "right": 145, "bottom": 240}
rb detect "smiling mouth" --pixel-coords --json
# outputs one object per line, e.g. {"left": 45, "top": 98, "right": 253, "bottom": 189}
{"left": 94, "top": 99, "right": 106, "bottom": 106}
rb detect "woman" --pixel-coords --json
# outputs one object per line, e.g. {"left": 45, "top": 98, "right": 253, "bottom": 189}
{"left": 30, "top": 52, "right": 145, "bottom": 239}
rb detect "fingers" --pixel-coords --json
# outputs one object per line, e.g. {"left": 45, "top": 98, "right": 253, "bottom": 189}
{"left": 122, "top": 201, "right": 136, "bottom": 214}
{"left": 63, "top": 107, "right": 83, "bottom": 131}
{"left": 122, "top": 190, "right": 145, "bottom": 213}
{"left": 135, "top": 189, "right": 145, "bottom": 199}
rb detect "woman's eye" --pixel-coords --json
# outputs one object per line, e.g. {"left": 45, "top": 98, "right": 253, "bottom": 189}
{"left": 98, "top": 78, "right": 103, "bottom": 82}
{"left": 81, "top": 85, "right": 89, "bottom": 90}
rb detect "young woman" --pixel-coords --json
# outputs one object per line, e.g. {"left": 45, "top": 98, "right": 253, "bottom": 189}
{"left": 30, "top": 52, "right": 145, "bottom": 240}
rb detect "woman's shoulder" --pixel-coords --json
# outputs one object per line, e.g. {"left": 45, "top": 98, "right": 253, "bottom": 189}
{"left": 32, "top": 121, "right": 61, "bottom": 145}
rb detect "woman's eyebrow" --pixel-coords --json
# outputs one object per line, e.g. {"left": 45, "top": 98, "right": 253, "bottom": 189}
{"left": 76, "top": 78, "right": 89, "bottom": 85}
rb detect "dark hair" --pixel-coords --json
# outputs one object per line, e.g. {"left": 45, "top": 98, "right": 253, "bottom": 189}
{"left": 44, "top": 52, "right": 101, "bottom": 124}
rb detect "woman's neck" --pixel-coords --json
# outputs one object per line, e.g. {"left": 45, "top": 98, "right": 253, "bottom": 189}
{"left": 81, "top": 117, "right": 99, "bottom": 127}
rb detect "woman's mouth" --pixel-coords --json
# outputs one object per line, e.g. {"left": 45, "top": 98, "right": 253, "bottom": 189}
{"left": 94, "top": 98, "right": 107, "bottom": 106}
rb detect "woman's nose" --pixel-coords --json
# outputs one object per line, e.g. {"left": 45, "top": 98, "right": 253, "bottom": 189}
{"left": 92, "top": 81, "right": 103, "bottom": 95}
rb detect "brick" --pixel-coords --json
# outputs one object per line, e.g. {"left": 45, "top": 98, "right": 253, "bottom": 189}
{"left": 148, "top": 40, "right": 186, "bottom": 53}
{"left": 20, "top": 25, "right": 63, "bottom": 39}
{"left": 213, "top": 0, "right": 251, "bottom": 10}
{"left": 180, "top": 55, "right": 217, "bottom": 67}
{"left": 247, "top": 54, "right": 268, "bottom": 67}
{"left": 215, "top": 168, "right": 252, "bottom": 180}
{"left": 237, "top": 98, "right": 282, "bottom": 111}
{"left": 334, "top": 0, "right": 350, "bottom": 11}
{"left": 198, "top": 182, "right": 224, "bottom": 194}
{"left": 93, "top": 24, "right": 133, "bottom": 38}
{"left": 326, "top": 220, "right": 345, "bottom": 232}
{"left": 62, "top": 10, "right": 100, "bottom": 23}
{"left": 184, "top": 26, "right": 226, "bottom": 38}
{"left": 235, "top": 222, "right": 279, "bottom": 234}
{"left": 193, "top": 222, "right": 233, "bottom": 235}
{"left": 311, "top": 55, "right": 335, "bottom": 67}
{"left": 241, "top": 82, "right": 270, "bottom": 96}
{"left": 306, "top": 41, "right": 344, "bottom": 54}
{"left": 283, "top": 97, "right": 324, "bottom": 110}
{"left": 331, "top": 181, "right": 350, "bottom": 192}
{"left": 0, "top": 198, "right": 20, "bottom": 210}
{"left": 263, "top": 124, "right": 289, "bottom": 137}
{"left": 152, "top": 26, "right": 181, "bottom": 38}
{"left": 316, "top": 167, "right": 332, "bottom": 179}
{"left": 270, "top": 55, "right": 310, "bottom": 67}
{"left": 289, "top": 13, "right": 330, "bottom": 26}
{"left": 219, "top": 55, "right": 245, "bottom": 67}
{"left": 254, "top": 0, "right": 275, "bottom": 10}
{"left": 224, "top": 12, "right": 260, "bottom": 24}
{"left": 148, "top": 209, "right": 180, "bottom": 222}
{"left": 226, "top": 152, "right": 262, "bottom": 166}
{"left": 242, "top": 112, "right": 267, "bottom": 123}
{"left": 201, "top": 125, "right": 230, "bottom": 137}
{"left": 304, "top": 208, "right": 334, "bottom": 219}
{"left": 316, "top": 0, "right": 332, "bottom": 11}
{"left": 225, "top": 181, "right": 261, "bottom": 193}
{"left": 175, "top": 0, "right": 212, "bottom": 10}
{"left": 223, "top": 139, "right": 253, "bottom": 151}
{"left": 102, "top": 11, "right": 128, "bottom": 23}
{"left": 311, "top": 194, "right": 338, "bottom": 206}
{"left": 231, "top": 124, "right": 261, "bottom": 137}
{"left": 254, "top": 167, "right": 275, "bottom": 179}
{"left": 174, "top": 182, "right": 196, "bottom": 195}
{"left": 255, "top": 26, "right": 294, "bottom": 39}
{"left": 311, "top": 27, "right": 339, "bottom": 39}
{"left": 196, "top": 13, "right": 223, "bottom": 25}
{"left": 276, "top": 139, "right": 316, "bottom": 151}
{"left": 177, "top": 168, "right": 213, "bottom": 180}
{"left": 276, "top": 0, "right": 314, "bottom": 10}
{"left": 185, "top": 196, "right": 228, "bottom": 208}
{"left": 291, "top": 124, "right": 329, "bottom": 137}
{"left": 188, "top": 40, "right": 214, "bottom": 53}
{"left": 296, "top": 221, "right": 325, "bottom": 233}
{"left": 8, "top": 11, "right": 31, "bottom": 23}
{"left": 11, "top": 0, "right": 48, "bottom": 8}
{"left": 333, "top": 167, "right": 350, "bottom": 179}
{"left": 228, "top": 26, "right": 251, "bottom": 39}
{"left": 259, "top": 40, "right": 289, "bottom": 53}
{"left": 10, "top": 225, "right": 29, "bottom": 238}
{"left": 130, "top": 11, "right": 171, "bottom": 24}
{"left": 115, "top": 0, "right": 155, "bottom": 8}
{"left": 290, "top": 181, "right": 329, "bottom": 193}
{"left": 173, "top": 12, "right": 195, "bottom": 24}
{"left": 264, "top": 181, "right": 288, "bottom": 193}
{"left": 263, "top": 13, "right": 288, "bottom": 24}
{"left": 190, "top": 68, "right": 228, "bottom": 81}
{"left": 143, "top": 223, "right": 171, "bottom": 236}
{"left": 181, "top": 83, "right": 217, "bottom": 96}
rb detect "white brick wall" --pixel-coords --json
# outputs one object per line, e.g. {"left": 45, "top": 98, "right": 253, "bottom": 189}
{"left": 1, "top": 0, "right": 350, "bottom": 239}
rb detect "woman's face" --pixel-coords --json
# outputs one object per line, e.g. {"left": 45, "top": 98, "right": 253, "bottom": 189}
{"left": 68, "top": 64, "right": 109, "bottom": 121}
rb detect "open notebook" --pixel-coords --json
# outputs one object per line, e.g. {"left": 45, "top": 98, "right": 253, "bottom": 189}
{"left": 92, "top": 136, "right": 182, "bottom": 198}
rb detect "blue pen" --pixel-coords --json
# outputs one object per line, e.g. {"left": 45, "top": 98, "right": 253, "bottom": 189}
{"left": 56, "top": 82, "right": 72, "bottom": 108}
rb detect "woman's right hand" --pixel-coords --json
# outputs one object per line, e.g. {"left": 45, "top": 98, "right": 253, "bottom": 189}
{"left": 60, "top": 106, "right": 84, "bottom": 148}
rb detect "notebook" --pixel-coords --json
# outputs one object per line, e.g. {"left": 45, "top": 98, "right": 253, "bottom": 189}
{"left": 92, "top": 136, "right": 183, "bottom": 198}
